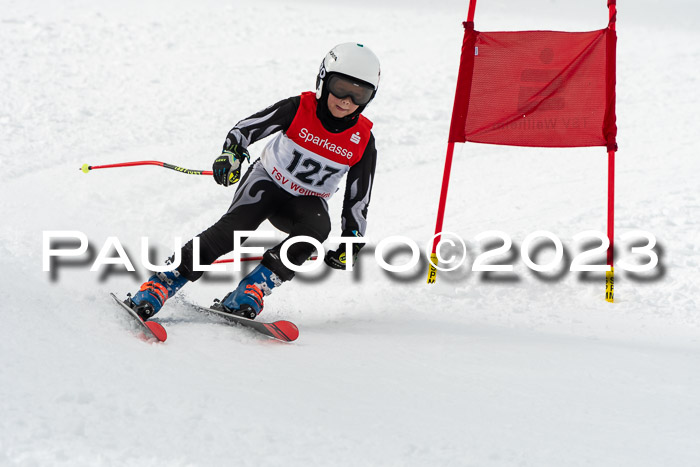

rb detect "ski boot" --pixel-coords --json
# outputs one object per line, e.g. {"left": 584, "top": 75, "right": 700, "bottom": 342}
{"left": 214, "top": 264, "right": 283, "bottom": 319}
{"left": 126, "top": 270, "right": 188, "bottom": 320}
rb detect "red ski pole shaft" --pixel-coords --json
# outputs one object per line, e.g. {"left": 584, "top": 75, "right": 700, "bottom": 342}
{"left": 80, "top": 160, "right": 213, "bottom": 176}
{"left": 213, "top": 256, "right": 263, "bottom": 264}
{"left": 213, "top": 256, "right": 318, "bottom": 265}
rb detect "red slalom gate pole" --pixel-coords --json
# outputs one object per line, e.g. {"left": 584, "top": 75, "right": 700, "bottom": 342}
{"left": 605, "top": 0, "right": 617, "bottom": 303}
{"left": 426, "top": 0, "right": 477, "bottom": 284}
{"left": 466, "top": 0, "right": 477, "bottom": 23}
{"left": 605, "top": 150, "right": 615, "bottom": 302}
{"left": 426, "top": 142, "right": 457, "bottom": 284}
{"left": 80, "top": 160, "right": 212, "bottom": 176}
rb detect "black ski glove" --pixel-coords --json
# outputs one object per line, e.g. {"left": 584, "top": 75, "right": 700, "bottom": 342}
{"left": 324, "top": 231, "right": 365, "bottom": 270}
{"left": 213, "top": 145, "right": 250, "bottom": 186}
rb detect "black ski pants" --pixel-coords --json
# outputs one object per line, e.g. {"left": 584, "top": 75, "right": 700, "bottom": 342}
{"left": 176, "top": 160, "right": 331, "bottom": 282}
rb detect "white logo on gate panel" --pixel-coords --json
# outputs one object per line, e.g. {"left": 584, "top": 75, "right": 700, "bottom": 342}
{"left": 350, "top": 132, "right": 361, "bottom": 144}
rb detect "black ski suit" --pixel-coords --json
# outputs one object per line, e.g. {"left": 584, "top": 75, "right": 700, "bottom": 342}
{"left": 175, "top": 93, "right": 377, "bottom": 282}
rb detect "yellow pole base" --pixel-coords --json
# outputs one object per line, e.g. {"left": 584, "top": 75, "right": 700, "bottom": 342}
{"left": 426, "top": 253, "right": 438, "bottom": 284}
{"left": 605, "top": 267, "right": 614, "bottom": 303}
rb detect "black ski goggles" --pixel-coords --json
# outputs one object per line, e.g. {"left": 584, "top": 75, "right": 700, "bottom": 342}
{"left": 327, "top": 74, "right": 375, "bottom": 106}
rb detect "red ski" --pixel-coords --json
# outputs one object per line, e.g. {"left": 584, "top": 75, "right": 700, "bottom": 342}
{"left": 110, "top": 293, "right": 167, "bottom": 342}
{"left": 193, "top": 304, "right": 299, "bottom": 343}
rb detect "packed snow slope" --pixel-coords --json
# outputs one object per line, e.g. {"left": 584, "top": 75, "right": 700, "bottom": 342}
{"left": 1, "top": 0, "right": 699, "bottom": 466}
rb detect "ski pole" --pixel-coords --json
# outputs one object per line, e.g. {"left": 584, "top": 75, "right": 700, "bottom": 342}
{"left": 80, "top": 161, "right": 212, "bottom": 176}
{"left": 213, "top": 256, "right": 318, "bottom": 264}
{"left": 213, "top": 256, "right": 263, "bottom": 264}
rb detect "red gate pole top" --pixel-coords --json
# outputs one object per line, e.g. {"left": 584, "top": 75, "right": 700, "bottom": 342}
{"left": 608, "top": 0, "right": 617, "bottom": 30}
{"left": 467, "top": 0, "right": 477, "bottom": 23}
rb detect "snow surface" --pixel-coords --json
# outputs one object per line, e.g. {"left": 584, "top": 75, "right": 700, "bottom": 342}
{"left": 1, "top": 0, "right": 699, "bottom": 465}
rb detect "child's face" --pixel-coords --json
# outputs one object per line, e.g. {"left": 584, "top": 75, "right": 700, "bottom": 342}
{"left": 327, "top": 92, "right": 359, "bottom": 118}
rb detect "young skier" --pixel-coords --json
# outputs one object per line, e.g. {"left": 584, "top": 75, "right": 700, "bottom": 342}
{"left": 126, "top": 42, "right": 380, "bottom": 320}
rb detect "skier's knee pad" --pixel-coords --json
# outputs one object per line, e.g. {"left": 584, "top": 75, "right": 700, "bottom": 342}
{"left": 288, "top": 223, "right": 331, "bottom": 259}
{"left": 296, "top": 215, "right": 331, "bottom": 244}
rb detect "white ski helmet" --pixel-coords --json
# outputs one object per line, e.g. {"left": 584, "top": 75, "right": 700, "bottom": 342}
{"left": 316, "top": 42, "right": 381, "bottom": 106}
